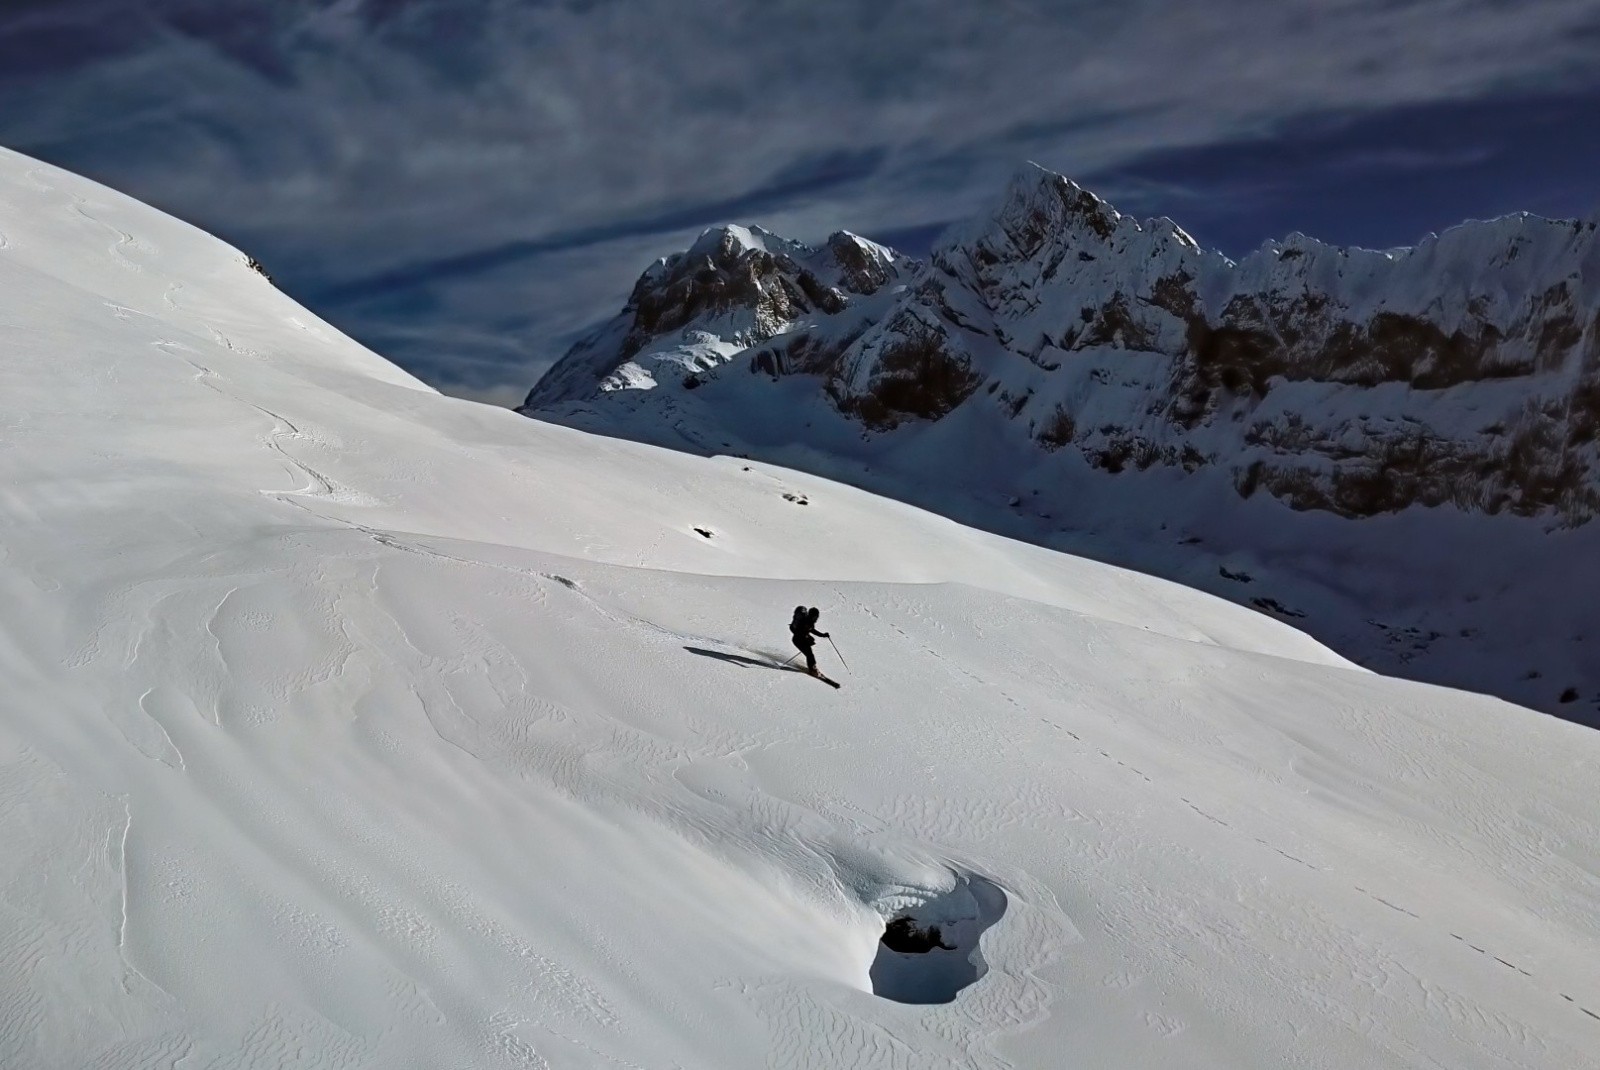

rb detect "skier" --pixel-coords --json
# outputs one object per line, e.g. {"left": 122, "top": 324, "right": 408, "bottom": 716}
{"left": 789, "top": 605, "right": 830, "bottom": 676}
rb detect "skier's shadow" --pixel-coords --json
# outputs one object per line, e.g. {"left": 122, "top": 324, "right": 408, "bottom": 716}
{"left": 684, "top": 646, "right": 798, "bottom": 673}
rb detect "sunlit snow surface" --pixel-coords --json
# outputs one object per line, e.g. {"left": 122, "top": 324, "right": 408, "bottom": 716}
{"left": 2, "top": 146, "right": 1598, "bottom": 1069}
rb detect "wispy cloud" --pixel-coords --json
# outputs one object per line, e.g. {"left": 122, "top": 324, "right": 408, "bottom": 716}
{"left": 3, "top": 0, "right": 1598, "bottom": 396}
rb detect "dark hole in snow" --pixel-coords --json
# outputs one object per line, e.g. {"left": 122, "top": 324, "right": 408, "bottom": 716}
{"left": 693, "top": 527, "right": 714, "bottom": 539}
{"left": 881, "top": 917, "right": 953, "bottom": 952}
{"left": 869, "top": 873, "right": 1007, "bottom": 1005}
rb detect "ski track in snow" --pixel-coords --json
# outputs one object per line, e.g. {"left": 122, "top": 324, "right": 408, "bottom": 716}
{"left": 159, "top": 344, "right": 376, "bottom": 513}
{"left": 113, "top": 800, "right": 172, "bottom": 1003}
{"left": 71, "top": 202, "right": 148, "bottom": 275}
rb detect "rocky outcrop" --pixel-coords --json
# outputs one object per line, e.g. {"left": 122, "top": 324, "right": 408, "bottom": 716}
{"left": 522, "top": 224, "right": 909, "bottom": 405}
{"left": 896, "top": 167, "right": 1600, "bottom": 524}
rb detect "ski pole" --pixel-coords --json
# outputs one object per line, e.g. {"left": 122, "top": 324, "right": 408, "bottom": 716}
{"left": 781, "top": 651, "right": 802, "bottom": 668}
{"left": 827, "top": 635, "right": 849, "bottom": 673}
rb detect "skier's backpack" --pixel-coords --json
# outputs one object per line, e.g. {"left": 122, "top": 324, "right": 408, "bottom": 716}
{"left": 790, "top": 605, "right": 808, "bottom": 638}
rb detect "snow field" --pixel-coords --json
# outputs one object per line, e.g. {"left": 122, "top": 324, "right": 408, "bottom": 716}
{"left": 2, "top": 147, "right": 1599, "bottom": 1068}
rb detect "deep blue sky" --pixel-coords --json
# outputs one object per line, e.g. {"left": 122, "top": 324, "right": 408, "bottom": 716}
{"left": 4, "top": 0, "right": 1599, "bottom": 404}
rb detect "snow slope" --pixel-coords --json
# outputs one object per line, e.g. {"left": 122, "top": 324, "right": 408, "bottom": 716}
{"left": 3, "top": 146, "right": 1599, "bottom": 1069}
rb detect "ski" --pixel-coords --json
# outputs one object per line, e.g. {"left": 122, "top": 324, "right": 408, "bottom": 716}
{"left": 777, "top": 661, "right": 841, "bottom": 688}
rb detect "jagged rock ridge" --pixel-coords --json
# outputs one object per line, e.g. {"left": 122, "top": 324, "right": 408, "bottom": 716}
{"left": 529, "top": 223, "right": 909, "bottom": 405}
{"left": 532, "top": 166, "right": 1600, "bottom": 525}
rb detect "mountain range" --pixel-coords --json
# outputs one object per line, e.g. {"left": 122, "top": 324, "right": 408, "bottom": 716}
{"left": 524, "top": 163, "right": 1600, "bottom": 725}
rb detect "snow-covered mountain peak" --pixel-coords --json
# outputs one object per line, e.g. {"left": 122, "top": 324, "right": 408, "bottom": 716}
{"left": 683, "top": 221, "right": 806, "bottom": 262}
{"left": 937, "top": 161, "right": 1131, "bottom": 262}
{"left": 524, "top": 217, "right": 918, "bottom": 409}
{"left": 1148, "top": 213, "right": 1202, "bottom": 252}
{"left": 928, "top": 164, "right": 1223, "bottom": 337}
{"left": 999, "top": 160, "right": 1119, "bottom": 225}
{"left": 822, "top": 229, "right": 905, "bottom": 293}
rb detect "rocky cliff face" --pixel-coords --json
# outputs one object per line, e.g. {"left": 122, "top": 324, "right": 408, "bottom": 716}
{"left": 527, "top": 223, "right": 909, "bottom": 405}
{"left": 910, "top": 168, "right": 1600, "bottom": 524}
{"left": 530, "top": 167, "right": 1600, "bottom": 526}
{"left": 522, "top": 165, "right": 1600, "bottom": 723}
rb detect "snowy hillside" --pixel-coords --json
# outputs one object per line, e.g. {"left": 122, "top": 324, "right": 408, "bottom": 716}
{"left": 4, "top": 146, "right": 1600, "bottom": 1069}
{"left": 524, "top": 164, "right": 1600, "bottom": 723}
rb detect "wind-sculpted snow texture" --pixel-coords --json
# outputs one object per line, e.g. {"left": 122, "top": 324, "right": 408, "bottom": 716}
{"left": 525, "top": 164, "right": 1600, "bottom": 723}
{"left": 5, "top": 147, "right": 1600, "bottom": 1069}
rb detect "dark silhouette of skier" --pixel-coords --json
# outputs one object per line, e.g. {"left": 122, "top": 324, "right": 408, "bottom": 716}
{"left": 789, "top": 605, "right": 829, "bottom": 676}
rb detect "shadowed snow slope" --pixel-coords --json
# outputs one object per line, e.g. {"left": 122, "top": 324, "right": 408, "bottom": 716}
{"left": 2, "top": 146, "right": 1599, "bottom": 1069}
